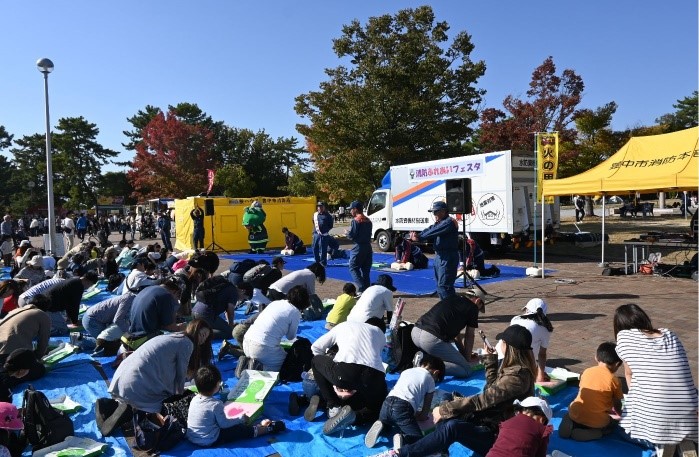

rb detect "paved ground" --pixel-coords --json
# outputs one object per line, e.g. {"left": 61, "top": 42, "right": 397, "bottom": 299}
{"left": 33, "top": 217, "right": 698, "bottom": 383}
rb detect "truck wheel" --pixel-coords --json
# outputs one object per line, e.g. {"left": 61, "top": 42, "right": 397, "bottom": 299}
{"left": 375, "top": 230, "right": 393, "bottom": 252}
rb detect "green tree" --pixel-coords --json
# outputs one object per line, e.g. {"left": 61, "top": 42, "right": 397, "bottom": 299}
{"left": 295, "top": 5, "right": 486, "bottom": 201}
{"left": 655, "top": 91, "right": 698, "bottom": 132}
{"left": 0, "top": 156, "right": 16, "bottom": 210}
{"left": 8, "top": 134, "right": 51, "bottom": 213}
{"left": 0, "top": 126, "right": 13, "bottom": 151}
{"left": 284, "top": 164, "right": 316, "bottom": 197}
{"left": 97, "top": 171, "right": 137, "bottom": 205}
{"left": 122, "top": 105, "right": 162, "bottom": 153}
{"left": 215, "top": 164, "right": 256, "bottom": 197}
{"left": 52, "top": 117, "right": 118, "bottom": 209}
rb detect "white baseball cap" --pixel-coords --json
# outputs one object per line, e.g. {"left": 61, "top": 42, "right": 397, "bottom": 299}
{"left": 522, "top": 298, "right": 547, "bottom": 315}
{"left": 513, "top": 397, "right": 553, "bottom": 421}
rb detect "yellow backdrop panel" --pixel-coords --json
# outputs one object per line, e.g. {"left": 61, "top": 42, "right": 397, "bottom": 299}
{"left": 174, "top": 197, "right": 316, "bottom": 252}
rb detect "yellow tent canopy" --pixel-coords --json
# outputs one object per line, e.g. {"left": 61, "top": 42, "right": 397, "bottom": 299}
{"left": 543, "top": 127, "right": 699, "bottom": 196}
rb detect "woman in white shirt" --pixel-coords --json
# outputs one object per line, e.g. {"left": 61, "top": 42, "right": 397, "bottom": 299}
{"left": 242, "top": 285, "right": 310, "bottom": 371}
{"left": 509, "top": 298, "right": 553, "bottom": 382}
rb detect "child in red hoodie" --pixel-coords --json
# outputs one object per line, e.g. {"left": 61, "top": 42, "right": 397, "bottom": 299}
{"left": 486, "top": 397, "right": 553, "bottom": 457}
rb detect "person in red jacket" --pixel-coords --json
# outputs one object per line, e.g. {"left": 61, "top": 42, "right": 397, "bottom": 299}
{"left": 486, "top": 396, "right": 553, "bottom": 457}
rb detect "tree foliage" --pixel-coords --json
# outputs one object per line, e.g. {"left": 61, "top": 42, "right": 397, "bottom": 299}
{"left": 0, "top": 126, "right": 13, "bottom": 151}
{"left": 284, "top": 164, "right": 316, "bottom": 198}
{"left": 97, "top": 171, "right": 136, "bottom": 205}
{"left": 295, "top": 5, "right": 486, "bottom": 202}
{"left": 478, "top": 56, "right": 584, "bottom": 152}
{"left": 52, "top": 117, "right": 118, "bottom": 209}
{"left": 655, "top": 91, "right": 698, "bottom": 132}
{"left": 128, "top": 110, "right": 217, "bottom": 200}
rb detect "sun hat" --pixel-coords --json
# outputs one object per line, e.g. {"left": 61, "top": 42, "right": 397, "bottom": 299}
{"left": 513, "top": 397, "right": 553, "bottom": 422}
{"left": 19, "top": 240, "right": 31, "bottom": 247}
{"left": 373, "top": 274, "right": 396, "bottom": 292}
{"left": 0, "top": 403, "right": 23, "bottom": 430}
{"left": 495, "top": 324, "right": 533, "bottom": 351}
{"left": 522, "top": 298, "right": 547, "bottom": 315}
{"left": 27, "top": 256, "right": 44, "bottom": 268}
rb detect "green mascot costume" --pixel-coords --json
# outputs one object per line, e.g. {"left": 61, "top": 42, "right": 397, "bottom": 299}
{"left": 243, "top": 201, "right": 268, "bottom": 254}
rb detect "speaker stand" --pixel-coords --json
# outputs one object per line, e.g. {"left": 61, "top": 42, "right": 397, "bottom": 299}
{"left": 458, "top": 216, "right": 488, "bottom": 297}
{"left": 205, "top": 214, "right": 231, "bottom": 254}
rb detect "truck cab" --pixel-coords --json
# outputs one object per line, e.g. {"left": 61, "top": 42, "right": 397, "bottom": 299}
{"left": 366, "top": 189, "right": 392, "bottom": 251}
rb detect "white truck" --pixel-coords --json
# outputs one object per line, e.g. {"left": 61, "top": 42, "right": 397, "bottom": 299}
{"left": 366, "top": 150, "right": 560, "bottom": 252}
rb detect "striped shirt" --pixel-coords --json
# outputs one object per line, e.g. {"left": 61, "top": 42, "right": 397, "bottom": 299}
{"left": 616, "top": 328, "right": 698, "bottom": 444}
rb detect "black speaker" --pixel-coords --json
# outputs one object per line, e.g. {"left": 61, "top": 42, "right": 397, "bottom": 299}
{"left": 445, "top": 178, "right": 471, "bottom": 214}
{"left": 204, "top": 199, "right": 215, "bottom": 216}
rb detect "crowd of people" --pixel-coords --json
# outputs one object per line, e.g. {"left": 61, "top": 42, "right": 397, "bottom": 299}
{"left": 0, "top": 201, "right": 694, "bottom": 457}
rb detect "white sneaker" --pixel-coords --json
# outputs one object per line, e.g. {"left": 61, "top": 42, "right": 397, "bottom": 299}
{"left": 393, "top": 433, "right": 403, "bottom": 450}
{"left": 412, "top": 351, "right": 424, "bottom": 368}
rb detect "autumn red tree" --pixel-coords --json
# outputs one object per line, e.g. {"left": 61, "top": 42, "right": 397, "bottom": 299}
{"left": 128, "top": 111, "right": 217, "bottom": 200}
{"left": 478, "top": 56, "right": 584, "bottom": 152}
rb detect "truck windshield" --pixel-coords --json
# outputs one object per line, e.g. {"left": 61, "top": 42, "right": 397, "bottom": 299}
{"left": 367, "top": 192, "right": 386, "bottom": 216}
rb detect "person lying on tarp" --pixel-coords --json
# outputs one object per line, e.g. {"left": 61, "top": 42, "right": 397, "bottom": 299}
{"left": 392, "top": 234, "right": 428, "bottom": 270}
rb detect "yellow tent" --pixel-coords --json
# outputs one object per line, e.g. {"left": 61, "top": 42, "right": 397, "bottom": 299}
{"left": 540, "top": 127, "right": 698, "bottom": 273}
{"left": 174, "top": 196, "right": 316, "bottom": 252}
{"left": 543, "top": 127, "right": 699, "bottom": 196}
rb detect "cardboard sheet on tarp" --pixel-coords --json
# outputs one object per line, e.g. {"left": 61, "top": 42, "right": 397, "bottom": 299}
{"left": 173, "top": 196, "right": 316, "bottom": 252}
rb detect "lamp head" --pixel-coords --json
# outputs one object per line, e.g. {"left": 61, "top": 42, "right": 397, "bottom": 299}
{"left": 36, "top": 58, "right": 54, "bottom": 74}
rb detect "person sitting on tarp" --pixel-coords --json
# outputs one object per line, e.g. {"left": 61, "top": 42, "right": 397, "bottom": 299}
{"left": 392, "top": 234, "right": 428, "bottom": 270}
{"left": 242, "top": 201, "right": 268, "bottom": 254}
{"left": 281, "top": 227, "right": 307, "bottom": 255}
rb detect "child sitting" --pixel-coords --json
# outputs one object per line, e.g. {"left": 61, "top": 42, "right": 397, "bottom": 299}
{"left": 559, "top": 341, "right": 623, "bottom": 441}
{"left": 365, "top": 353, "right": 445, "bottom": 449}
{"left": 186, "top": 365, "right": 285, "bottom": 447}
{"left": 325, "top": 283, "right": 357, "bottom": 330}
{"left": 485, "top": 396, "right": 553, "bottom": 457}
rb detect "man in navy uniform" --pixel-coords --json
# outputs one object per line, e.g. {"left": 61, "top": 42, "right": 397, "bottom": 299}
{"left": 312, "top": 202, "right": 334, "bottom": 267}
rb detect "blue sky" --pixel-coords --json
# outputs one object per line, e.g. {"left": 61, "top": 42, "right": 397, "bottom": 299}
{"left": 1, "top": 1, "right": 696, "bottom": 172}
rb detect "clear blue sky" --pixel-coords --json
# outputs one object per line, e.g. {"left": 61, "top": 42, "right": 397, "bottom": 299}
{"left": 2, "top": 1, "right": 696, "bottom": 172}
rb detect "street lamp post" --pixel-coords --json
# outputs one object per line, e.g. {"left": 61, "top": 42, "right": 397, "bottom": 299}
{"left": 36, "top": 58, "right": 56, "bottom": 255}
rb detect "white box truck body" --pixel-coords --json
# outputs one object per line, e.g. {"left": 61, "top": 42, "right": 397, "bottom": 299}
{"left": 366, "top": 150, "right": 559, "bottom": 251}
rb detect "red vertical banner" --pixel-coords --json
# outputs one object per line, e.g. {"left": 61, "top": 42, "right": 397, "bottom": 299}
{"left": 206, "top": 169, "right": 216, "bottom": 195}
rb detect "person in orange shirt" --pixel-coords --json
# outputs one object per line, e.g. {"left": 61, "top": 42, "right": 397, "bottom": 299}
{"left": 559, "top": 342, "right": 623, "bottom": 441}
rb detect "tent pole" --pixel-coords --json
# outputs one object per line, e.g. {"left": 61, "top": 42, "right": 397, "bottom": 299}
{"left": 533, "top": 133, "right": 538, "bottom": 267}
{"left": 599, "top": 194, "right": 607, "bottom": 267}
{"left": 541, "top": 197, "right": 545, "bottom": 278}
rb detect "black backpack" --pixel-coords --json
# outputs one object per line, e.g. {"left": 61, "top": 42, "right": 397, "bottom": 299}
{"left": 229, "top": 258, "right": 257, "bottom": 275}
{"left": 21, "top": 385, "right": 74, "bottom": 451}
{"left": 389, "top": 322, "right": 420, "bottom": 374}
{"left": 279, "top": 337, "right": 314, "bottom": 382}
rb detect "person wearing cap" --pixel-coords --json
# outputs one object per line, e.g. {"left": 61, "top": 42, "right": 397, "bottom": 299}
{"left": 127, "top": 276, "right": 188, "bottom": 341}
{"left": 410, "top": 200, "right": 459, "bottom": 300}
{"left": 344, "top": 200, "right": 373, "bottom": 293}
{"left": 281, "top": 227, "right": 306, "bottom": 255}
{"left": 312, "top": 202, "right": 334, "bottom": 267}
{"left": 485, "top": 397, "right": 553, "bottom": 457}
{"left": 0, "top": 402, "right": 26, "bottom": 456}
{"left": 395, "top": 324, "right": 536, "bottom": 457}
{"left": 13, "top": 255, "right": 45, "bottom": 287}
{"left": 411, "top": 293, "right": 485, "bottom": 379}
{"left": 346, "top": 274, "right": 395, "bottom": 324}
{"left": 510, "top": 298, "right": 554, "bottom": 383}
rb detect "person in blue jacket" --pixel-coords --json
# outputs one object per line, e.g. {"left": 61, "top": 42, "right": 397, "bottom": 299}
{"left": 344, "top": 200, "right": 373, "bottom": 292}
{"left": 312, "top": 202, "right": 334, "bottom": 267}
{"left": 157, "top": 211, "right": 173, "bottom": 252}
{"left": 411, "top": 201, "right": 459, "bottom": 299}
